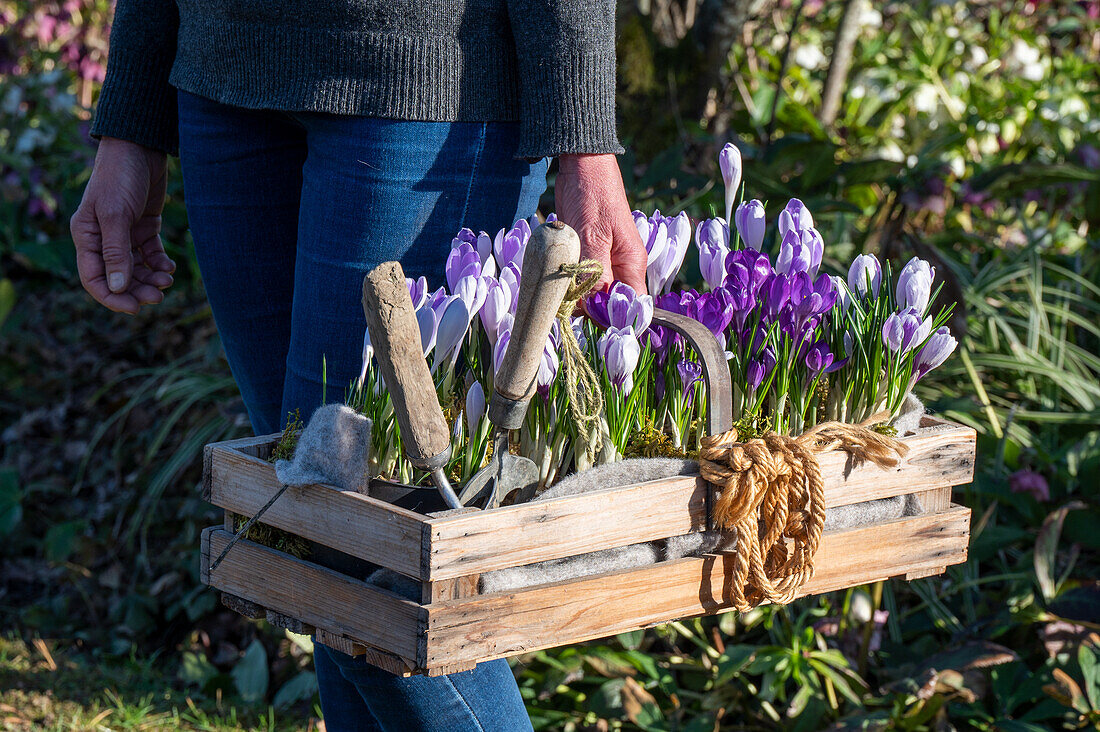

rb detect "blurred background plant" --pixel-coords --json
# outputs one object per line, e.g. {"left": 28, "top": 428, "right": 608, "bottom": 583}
{"left": 1, "top": 0, "right": 1097, "bottom": 728}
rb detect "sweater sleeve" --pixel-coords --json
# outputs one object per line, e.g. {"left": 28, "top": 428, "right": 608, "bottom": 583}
{"left": 506, "top": 0, "right": 624, "bottom": 159}
{"left": 90, "top": 0, "right": 180, "bottom": 156}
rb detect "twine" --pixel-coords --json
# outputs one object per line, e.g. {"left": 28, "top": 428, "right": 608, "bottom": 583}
{"left": 697, "top": 412, "right": 909, "bottom": 610}
{"left": 557, "top": 260, "right": 605, "bottom": 461}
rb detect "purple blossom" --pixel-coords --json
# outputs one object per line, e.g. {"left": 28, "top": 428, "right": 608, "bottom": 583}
{"left": 896, "top": 257, "right": 936, "bottom": 313}
{"left": 690, "top": 291, "right": 735, "bottom": 344}
{"left": 746, "top": 360, "right": 766, "bottom": 392}
{"left": 453, "top": 275, "right": 488, "bottom": 321}
{"left": 776, "top": 229, "right": 812, "bottom": 276}
{"left": 777, "top": 198, "right": 814, "bottom": 238}
{"left": 677, "top": 360, "right": 703, "bottom": 410}
{"left": 881, "top": 308, "right": 926, "bottom": 353}
{"left": 719, "top": 142, "right": 743, "bottom": 223}
{"left": 537, "top": 344, "right": 560, "bottom": 399}
{"left": 734, "top": 200, "right": 767, "bottom": 250}
{"left": 416, "top": 306, "right": 438, "bottom": 356}
{"left": 465, "top": 381, "right": 486, "bottom": 434}
{"left": 587, "top": 281, "right": 654, "bottom": 333}
{"left": 480, "top": 278, "right": 513, "bottom": 344}
{"left": 832, "top": 276, "right": 851, "bottom": 313}
{"left": 493, "top": 219, "right": 530, "bottom": 271}
{"left": 912, "top": 326, "right": 957, "bottom": 380}
{"left": 804, "top": 340, "right": 834, "bottom": 373}
{"left": 725, "top": 248, "right": 772, "bottom": 294}
{"left": 407, "top": 276, "right": 429, "bottom": 310}
{"left": 847, "top": 254, "right": 882, "bottom": 299}
{"left": 433, "top": 297, "right": 471, "bottom": 369}
{"left": 635, "top": 210, "right": 691, "bottom": 295}
{"left": 695, "top": 218, "right": 731, "bottom": 290}
{"left": 475, "top": 232, "right": 498, "bottom": 278}
{"left": 445, "top": 242, "right": 483, "bottom": 291}
{"left": 597, "top": 326, "right": 642, "bottom": 395}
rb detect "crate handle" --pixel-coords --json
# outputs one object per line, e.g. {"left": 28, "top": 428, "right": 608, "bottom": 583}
{"left": 650, "top": 308, "right": 733, "bottom": 438}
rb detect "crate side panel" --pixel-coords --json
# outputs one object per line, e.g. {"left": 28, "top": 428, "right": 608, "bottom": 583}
{"left": 423, "top": 505, "right": 970, "bottom": 669}
{"left": 208, "top": 447, "right": 425, "bottom": 577}
{"left": 428, "top": 422, "right": 975, "bottom": 580}
{"left": 204, "top": 528, "right": 422, "bottom": 661}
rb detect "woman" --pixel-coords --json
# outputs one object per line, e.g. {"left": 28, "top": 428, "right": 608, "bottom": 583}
{"left": 70, "top": 1, "right": 647, "bottom": 729}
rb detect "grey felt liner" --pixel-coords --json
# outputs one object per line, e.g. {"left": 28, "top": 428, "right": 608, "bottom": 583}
{"left": 291, "top": 396, "right": 929, "bottom": 599}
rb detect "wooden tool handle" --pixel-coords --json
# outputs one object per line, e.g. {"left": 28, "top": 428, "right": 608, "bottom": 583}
{"left": 490, "top": 221, "right": 581, "bottom": 429}
{"left": 362, "top": 262, "right": 451, "bottom": 466}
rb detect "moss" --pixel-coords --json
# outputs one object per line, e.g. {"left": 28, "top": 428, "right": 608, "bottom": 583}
{"left": 625, "top": 416, "right": 686, "bottom": 459}
{"left": 233, "top": 516, "right": 311, "bottom": 559}
{"left": 872, "top": 423, "right": 899, "bottom": 437}
{"left": 269, "top": 409, "right": 304, "bottom": 463}
{"left": 731, "top": 415, "right": 772, "bottom": 441}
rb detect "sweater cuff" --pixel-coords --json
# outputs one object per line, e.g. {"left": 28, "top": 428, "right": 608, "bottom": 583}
{"left": 91, "top": 51, "right": 179, "bottom": 156}
{"left": 514, "top": 48, "right": 624, "bottom": 160}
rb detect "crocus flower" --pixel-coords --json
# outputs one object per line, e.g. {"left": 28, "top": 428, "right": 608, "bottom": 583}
{"left": 690, "top": 291, "right": 735, "bottom": 344}
{"left": 475, "top": 232, "right": 498, "bottom": 278}
{"left": 912, "top": 326, "right": 957, "bottom": 380}
{"left": 465, "top": 381, "right": 486, "bottom": 434}
{"left": 734, "top": 200, "right": 766, "bottom": 250}
{"left": 597, "top": 326, "right": 642, "bottom": 394}
{"left": 833, "top": 276, "right": 851, "bottom": 313}
{"left": 493, "top": 326, "right": 511, "bottom": 375}
{"left": 677, "top": 360, "right": 703, "bottom": 410}
{"left": 537, "top": 344, "right": 560, "bottom": 399}
{"left": 588, "top": 281, "right": 654, "bottom": 333}
{"left": 416, "top": 306, "right": 438, "bottom": 356}
{"left": 433, "top": 298, "right": 471, "bottom": 370}
{"left": 896, "top": 257, "right": 936, "bottom": 313}
{"left": 453, "top": 275, "right": 488, "bottom": 322}
{"left": 493, "top": 219, "right": 530, "bottom": 271}
{"left": 407, "top": 276, "right": 429, "bottom": 310}
{"left": 801, "top": 228, "right": 824, "bottom": 277}
{"left": 777, "top": 198, "right": 814, "bottom": 238}
{"left": 746, "top": 359, "right": 766, "bottom": 393}
{"left": 445, "top": 242, "right": 483, "bottom": 291}
{"left": 804, "top": 340, "right": 834, "bottom": 373}
{"left": 725, "top": 247, "right": 772, "bottom": 294}
{"left": 696, "top": 218, "right": 730, "bottom": 290}
{"left": 719, "top": 142, "right": 743, "bottom": 223}
{"left": 776, "top": 229, "right": 812, "bottom": 276}
{"left": 498, "top": 263, "right": 521, "bottom": 311}
{"left": 358, "top": 327, "right": 374, "bottom": 385}
{"left": 761, "top": 273, "right": 792, "bottom": 322}
{"left": 881, "top": 308, "right": 924, "bottom": 353}
{"left": 636, "top": 210, "right": 691, "bottom": 295}
{"left": 480, "top": 278, "right": 512, "bottom": 344}
{"left": 847, "top": 253, "right": 882, "bottom": 299}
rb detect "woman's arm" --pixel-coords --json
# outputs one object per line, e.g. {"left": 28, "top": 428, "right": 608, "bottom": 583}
{"left": 507, "top": 1, "right": 647, "bottom": 293}
{"left": 90, "top": 0, "right": 180, "bottom": 155}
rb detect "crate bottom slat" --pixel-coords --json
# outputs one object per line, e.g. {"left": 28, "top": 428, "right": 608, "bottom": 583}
{"left": 419, "top": 504, "right": 970, "bottom": 670}
{"left": 203, "top": 503, "right": 970, "bottom": 675}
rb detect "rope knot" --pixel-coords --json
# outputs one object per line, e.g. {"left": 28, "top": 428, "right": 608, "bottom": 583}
{"left": 698, "top": 414, "right": 908, "bottom": 611}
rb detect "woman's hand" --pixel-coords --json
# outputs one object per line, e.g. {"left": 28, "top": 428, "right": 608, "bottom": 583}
{"left": 555, "top": 153, "right": 648, "bottom": 294}
{"left": 70, "top": 137, "right": 175, "bottom": 315}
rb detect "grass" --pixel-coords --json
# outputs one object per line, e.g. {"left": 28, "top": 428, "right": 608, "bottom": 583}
{"left": 0, "top": 638, "right": 319, "bottom": 731}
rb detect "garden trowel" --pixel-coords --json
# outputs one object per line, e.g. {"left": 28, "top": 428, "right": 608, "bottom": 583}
{"left": 362, "top": 262, "right": 463, "bottom": 509}
{"left": 459, "top": 221, "right": 582, "bottom": 509}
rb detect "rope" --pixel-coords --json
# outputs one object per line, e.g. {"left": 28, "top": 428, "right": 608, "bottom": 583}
{"left": 697, "top": 412, "right": 909, "bottom": 610}
{"left": 208, "top": 483, "right": 290, "bottom": 573}
{"left": 557, "top": 260, "right": 605, "bottom": 461}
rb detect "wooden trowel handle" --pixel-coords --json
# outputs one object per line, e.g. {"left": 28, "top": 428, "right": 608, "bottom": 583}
{"left": 490, "top": 221, "right": 581, "bottom": 430}
{"left": 362, "top": 262, "right": 451, "bottom": 468}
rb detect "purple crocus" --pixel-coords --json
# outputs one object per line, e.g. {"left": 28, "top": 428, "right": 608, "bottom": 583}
{"left": 588, "top": 281, "right": 653, "bottom": 333}
{"left": 695, "top": 218, "right": 731, "bottom": 290}
{"left": 433, "top": 297, "right": 471, "bottom": 370}
{"left": 358, "top": 326, "right": 374, "bottom": 385}
{"left": 760, "top": 273, "right": 792, "bottom": 323}
{"left": 777, "top": 198, "right": 814, "bottom": 238}
{"left": 407, "top": 276, "right": 429, "bottom": 310}
{"left": 480, "top": 278, "right": 513, "bottom": 344}
{"left": 847, "top": 253, "right": 882, "bottom": 299}
{"left": 896, "top": 257, "right": 936, "bottom": 313}
{"left": 493, "top": 219, "right": 530, "bottom": 271}
{"left": 453, "top": 275, "right": 488, "bottom": 322}
{"left": 445, "top": 242, "right": 483, "bottom": 291}
{"left": 912, "top": 326, "right": 957, "bottom": 380}
{"left": 474, "top": 231, "right": 498, "bottom": 278}
{"left": 690, "top": 291, "right": 735, "bottom": 345}
{"left": 597, "top": 326, "right": 642, "bottom": 395}
{"left": 465, "top": 381, "right": 486, "bottom": 434}
{"left": 416, "top": 306, "right": 438, "bottom": 356}
{"left": 636, "top": 210, "right": 691, "bottom": 295}
{"left": 537, "top": 344, "right": 560, "bottom": 399}
{"left": 776, "top": 229, "right": 812, "bottom": 276}
{"left": 832, "top": 276, "right": 851, "bottom": 313}
{"left": 734, "top": 200, "right": 766, "bottom": 250}
{"left": 746, "top": 359, "right": 766, "bottom": 393}
{"left": 881, "top": 308, "right": 925, "bottom": 353}
{"left": 677, "top": 359, "right": 703, "bottom": 410}
{"left": 719, "top": 142, "right": 743, "bottom": 224}
{"left": 804, "top": 340, "right": 834, "bottom": 373}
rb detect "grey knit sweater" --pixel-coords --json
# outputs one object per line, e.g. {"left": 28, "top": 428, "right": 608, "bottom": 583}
{"left": 90, "top": 0, "right": 624, "bottom": 160}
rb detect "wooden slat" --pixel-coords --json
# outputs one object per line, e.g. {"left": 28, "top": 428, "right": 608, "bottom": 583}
{"left": 202, "top": 528, "right": 423, "bottom": 661}
{"left": 426, "top": 421, "right": 975, "bottom": 580}
{"left": 314, "top": 628, "right": 415, "bottom": 676}
{"left": 206, "top": 446, "right": 426, "bottom": 578}
{"left": 422, "top": 505, "right": 971, "bottom": 669}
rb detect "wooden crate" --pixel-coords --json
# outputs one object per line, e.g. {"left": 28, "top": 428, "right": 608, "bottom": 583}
{"left": 200, "top": 414, "right": 974, "bottom": 676}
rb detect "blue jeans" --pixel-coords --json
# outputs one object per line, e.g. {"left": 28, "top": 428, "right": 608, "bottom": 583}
{"left": 177, "top": 90, "right": 543, "bottom": 731}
